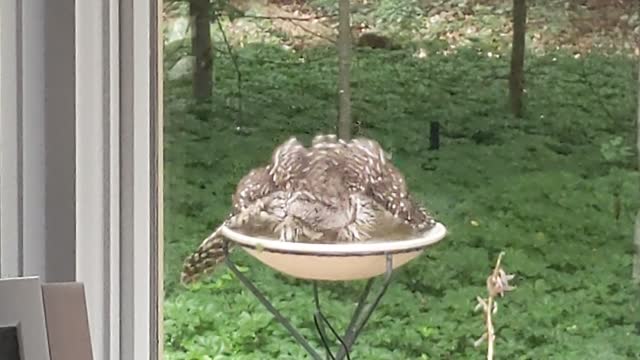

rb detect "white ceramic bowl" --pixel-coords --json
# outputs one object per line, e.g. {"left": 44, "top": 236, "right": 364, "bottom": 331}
{"left": 220, "top": 222, "right": 447, "bottom": 281}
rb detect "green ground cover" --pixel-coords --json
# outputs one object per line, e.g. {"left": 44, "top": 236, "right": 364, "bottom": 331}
{"left": 163, "top": 43, "right": 640, "bottom": 359}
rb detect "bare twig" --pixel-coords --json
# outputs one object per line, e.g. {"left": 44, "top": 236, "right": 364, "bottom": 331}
{"left": 240, "top": 14, "right": 336, "bottom": 21}
{"left": 474, "top": 252, "right": 516, "bottom": 360}
{"left": 215, "top": 16, "right": 244, "bottom": 127}
{"left": 242, "top": 11, "right": 337, "bottom": 44}
{"left": 287, "top": 20, "right": 337, "bottom": 44}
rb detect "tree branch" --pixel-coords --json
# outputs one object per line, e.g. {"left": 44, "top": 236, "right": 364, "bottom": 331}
{"left": 337, "top": 0, "right": 352, "bottom": 140}
{"left": 240, "top": 14, "right": 336, "bottom": 21}
{"left": 633, "top": 15, "right": 640, "bottom": 281}
{"left": 215, "top": 16, "right": 244, "bottom": 127}
{"left": 287, "top": 20, "right": 336, "bottom": 44}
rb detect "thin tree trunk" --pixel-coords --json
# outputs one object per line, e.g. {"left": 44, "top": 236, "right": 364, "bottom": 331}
{"left": 190, "top": 0, "right": 213, "bottom": 101}
{"left": 634, "top": 215, "right": 640, "bottom": 283}
{"left": 336, "top": 0, "right": 352, "bottom": 140}
{"left": 633, "top": 57, "right": 640, "bottom": 283}
{"left": 509, "top": 0, "right": 526, "bottom": 118}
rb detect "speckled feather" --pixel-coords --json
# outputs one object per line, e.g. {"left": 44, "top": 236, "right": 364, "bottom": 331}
{"left": 180, "top": 134, "right": 436, "bottom": 285}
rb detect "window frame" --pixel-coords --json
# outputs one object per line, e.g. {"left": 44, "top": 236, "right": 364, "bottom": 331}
{"left": 0, "top": 1, "right": 163, "bottom": 359}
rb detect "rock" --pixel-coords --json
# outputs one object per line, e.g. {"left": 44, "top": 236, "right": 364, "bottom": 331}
{"left": 167, "top": 56, "right": 194, "bottom": 81}
{"left": 164, "top": 17, "right": 191, "bottom": 44}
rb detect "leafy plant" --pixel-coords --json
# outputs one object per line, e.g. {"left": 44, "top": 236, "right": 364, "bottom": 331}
{"left": 163, "top": 36, "right": 640, "bottom": 359}
{"left": 601, "top": 136, "right": 633, "bottom": 164}
{"left": 373, "top": 0, "right": 424, "bottom": 31}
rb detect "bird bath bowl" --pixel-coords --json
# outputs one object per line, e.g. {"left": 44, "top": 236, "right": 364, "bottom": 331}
{"left": 221, "top": 222, "right": 447, "bottom": 281}
{"left": 218, "top": 221, "right": 448, "bottom": 360}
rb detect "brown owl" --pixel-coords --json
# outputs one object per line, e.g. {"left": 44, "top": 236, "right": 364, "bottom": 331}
{"left": 180, "top": 134, "right": 436, "bottom": 285}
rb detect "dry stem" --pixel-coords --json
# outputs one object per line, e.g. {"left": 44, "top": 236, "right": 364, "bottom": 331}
{"left": 474, "top": 251, "right": 516, "bottom": 360}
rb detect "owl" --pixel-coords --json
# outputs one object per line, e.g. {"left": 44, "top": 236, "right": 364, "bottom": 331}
{"left": 180, "top": 134, "right": 436, "bottom": 285}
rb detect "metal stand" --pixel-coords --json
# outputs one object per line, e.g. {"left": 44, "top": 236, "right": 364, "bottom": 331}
{"left": 223, "top": 240, "right": 395, "bottom": 360}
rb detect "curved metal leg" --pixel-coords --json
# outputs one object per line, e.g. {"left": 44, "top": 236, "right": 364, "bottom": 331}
{"left": 223, "top": 240, "right": 323, "bottom": 360}
{"left": 311, "top": 254, "right": 394, "bottom": 360}
{"left": 224, "top": 242, "right": 394, "bottom": 360}
{"left": 313, "top": 283, "right": 353, "bottom": 360}
{"left": 335, "top": 254, "right": 394, "bottom": 360}
{"left": 313, "top": 284, "right": 338, "bottom": 360}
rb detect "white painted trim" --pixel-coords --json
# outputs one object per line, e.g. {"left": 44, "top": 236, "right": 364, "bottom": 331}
{"left": 116, "top": 0, "right": 162, "bottom": 359}
{"left": 75, "top": 0, "right": 108, "bottom": 359}
{"left": 0, "top": 0, "right": 21, "bottom": 278}
{"left": 1, "top": 0, "right": 162, "bottom": 359}
{"left": 19, "top": 0, "right": 47, "bottom": 278}
{"left": 119, "top": 0, "right": 153, "bottom": 356}
{"left": 105, "top": 0, "right": 123, "bottom": 358}
{"left": 153, "top": 0, "right": 165, "bottom": 354}
{"left": 44, "top": 0, "right": 77, "bottom": 282}
{"left": 76, "top": 0, "right": 161, "bottom": 359}
{"left": 2, "top": 0, "right": 79, "bottom": 282}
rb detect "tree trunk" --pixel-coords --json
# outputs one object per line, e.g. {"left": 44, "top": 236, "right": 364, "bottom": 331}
{"left": 634, "top": 215, "right": 640, "bottom": 283}
{"left": 190, "top": 0, "right": 213, "bottom": 101}
{"left": 633, "top": 57, "right": 640, "bottom": 283}
{"left": 509, "top": 0, "right": 526, "bottom": 118}
{"left": 336, "top": 0, "right": 352, "bottom": 140}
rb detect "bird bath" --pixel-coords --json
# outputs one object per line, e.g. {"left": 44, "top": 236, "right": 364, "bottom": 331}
{"left": 220, "top": 221, "right": 448, "bottom": 359}
{"left": 221, "top": 222, "right": 447, "bottom": 281}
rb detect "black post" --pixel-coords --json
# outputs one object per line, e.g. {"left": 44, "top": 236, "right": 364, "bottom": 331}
{"left": 429, "top": 121, "right": 440, "bottom": 150}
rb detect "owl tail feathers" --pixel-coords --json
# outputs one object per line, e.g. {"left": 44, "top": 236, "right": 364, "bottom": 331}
{"left": 180, "top": 226, "right": 232, "bottom": 286}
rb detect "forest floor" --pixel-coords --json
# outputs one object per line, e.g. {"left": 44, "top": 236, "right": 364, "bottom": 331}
{"left": 164, "top": 0, "right": 639, "bottom": 58}
{"left": 163, "top": 38, "right": 640, "bottom": 358}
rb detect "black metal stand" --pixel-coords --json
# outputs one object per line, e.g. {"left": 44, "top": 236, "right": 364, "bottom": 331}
{"left": 223, "top": 240, "right": 395, "bottom": 360}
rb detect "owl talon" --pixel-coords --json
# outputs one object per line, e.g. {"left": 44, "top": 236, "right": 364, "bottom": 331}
{"left": 229, "top": 200, "right": 265, "bottom": 228}
{"left": 275, "top": 216, "right": 300, "bottom": 242}
{"left": 302, "top": 227, "right": 324, "bottom": 242}
{"left": 258, "top": 210, "right": 283, "bottom": 224}
{"left": 337, "top": 225, "right": 367, "bottom": 243}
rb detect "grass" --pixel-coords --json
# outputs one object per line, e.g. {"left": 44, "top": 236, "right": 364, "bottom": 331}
{"left": 163, "top": 44, "right": 640, "bottom": 359}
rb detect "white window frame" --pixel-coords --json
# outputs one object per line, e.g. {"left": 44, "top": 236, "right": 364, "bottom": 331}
{"left": 0, "top": 1, "right": 163, "bottom": 359}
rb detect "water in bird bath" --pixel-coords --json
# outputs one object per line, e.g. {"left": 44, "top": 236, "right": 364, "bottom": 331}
{"left": 232, "top": 212, "right": 421, "bottom": 244}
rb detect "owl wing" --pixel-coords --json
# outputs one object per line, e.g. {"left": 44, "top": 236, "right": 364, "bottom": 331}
{"left": 268, "top": 136, "right": 309, "bottom": 190}
{"left": 298, "top": 138, "right": 380, "bottom": 241}
{"left": 232, "top": 136, "right": 309, "bottom": 213}
{"left": 345, "top": 137, "right": 436, "bottom": 231}
{"left": 182, "top": 137, "right": 309, "bottom": 284}
{"left": 231, "top": 166, "right": 273, "bottom": 214}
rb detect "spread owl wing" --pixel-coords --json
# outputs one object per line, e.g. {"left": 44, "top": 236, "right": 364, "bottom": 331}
{"left": 182, "top": 137, "right": 310, "bottom": 285}
{"left": 345, "top": 137, "right": 436, "bottom": 231}
{"left": 268, "top": 136, "right": 308, "bottom": 190}
{"left": 232, "top": 136, "right": 308, "bottom": 213}
{"left": 301, "top": 135, "right": 435, "bottom": 236}
{"left": 231, "top": 166, "right": 271, "bottom": 215}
